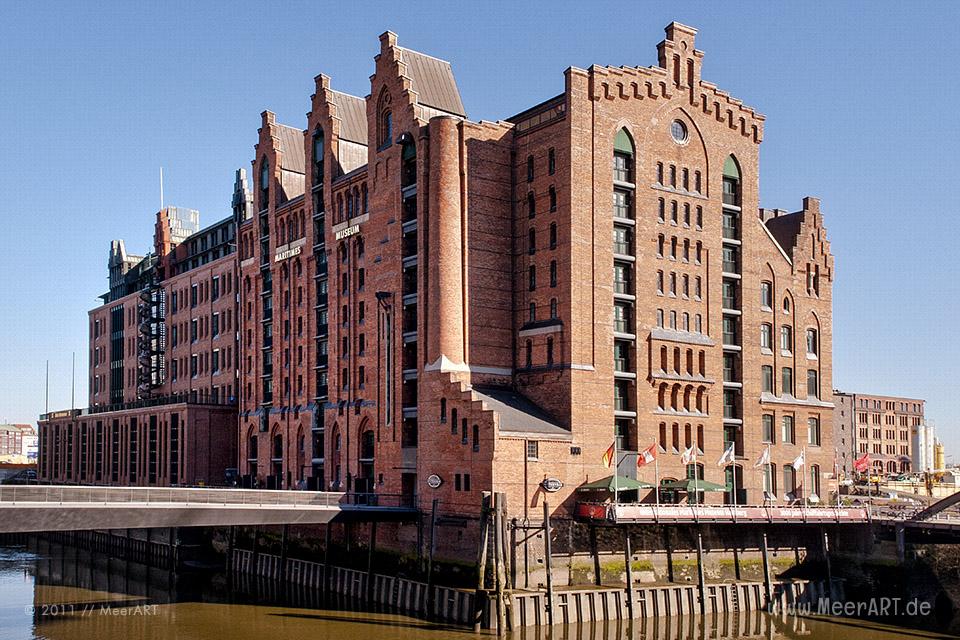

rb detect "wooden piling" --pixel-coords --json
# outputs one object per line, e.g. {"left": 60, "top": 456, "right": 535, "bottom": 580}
{"left": 761, "top": 531, "right": 772, "bottom": 610}
{"left": 509, "top": 517, "right": 518, "bottom": 590}
{"left": 323, "top": 524, "right": 332, "bottom": 591}
{"left": 821, "top": 526, "right": 833, "bottom": 597}
{"left": 623, "top": 527, "right": 634, "bottom": 620}
{"left": 473, "top": 492, "right": 491, "bottom": 633}
{"left": 695, "top": 530, "right": 706, "bottom": 615}
{"left": 426, "top": 498, "right": 439, "bottom": 616}
{"left": 589, "top": 524, "right": 602, "bottom": 586}
{"left": 664, "top": 527, "right": 674, "bottom": 583}
{"left": 543, "top": 500, "right": 554, "bottom": 628}
{"left": 733, "top": 544, "right": 741, "bottom": 581}
{"left": 279, "top": 524, "right": 289, "bottom": 583}
{"left": 367, "top": 521, "right": 377, "bottom": 600}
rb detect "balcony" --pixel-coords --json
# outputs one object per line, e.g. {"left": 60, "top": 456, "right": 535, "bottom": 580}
{"left": 722, "top": 213, "right": 740, "bottom": 240}
{"left": 402, "top": 267, "right": 418, "bottom": 296}
{"left": 402, "top": 379, "right": 418, "bottom": 408}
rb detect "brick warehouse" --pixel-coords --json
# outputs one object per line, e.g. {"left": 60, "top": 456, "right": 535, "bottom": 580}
{"left": 40, "top": 23, "right": 837, "bottom": 537}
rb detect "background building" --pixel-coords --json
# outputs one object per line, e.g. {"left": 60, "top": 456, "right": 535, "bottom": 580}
{"left": 0, "top": 424, "right": 35, "bottom": 464}
{"left": 833, "top": 390, "right": 924, "bottom": 475}
{"left": 37, "top": 172, "right": 251, "bottom": 486}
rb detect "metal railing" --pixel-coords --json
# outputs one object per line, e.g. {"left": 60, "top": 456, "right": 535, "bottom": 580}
{"left": 0, "top": 485, "right": 343, "bottom": 508}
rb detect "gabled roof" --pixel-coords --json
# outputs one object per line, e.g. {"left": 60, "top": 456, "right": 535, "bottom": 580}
{"left": 275, "top": 123, "right": 305, "bottom": 174}
{"left": 764, "top": 212, "right": 803, "bottom": 257}
{"left": 398, "top": 47, "right": 465, "bottom": 117}
{"left": 331, "top": 91, "right": 368, "bottom": 145}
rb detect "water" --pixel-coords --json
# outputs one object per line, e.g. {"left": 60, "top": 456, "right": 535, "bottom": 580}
{"left": 0, "top": 542, "right": 954, "bottom": 640}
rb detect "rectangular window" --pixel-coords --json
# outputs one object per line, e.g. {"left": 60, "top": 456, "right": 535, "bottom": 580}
{"left": 807, "top": 369, "right": 819, "bottom": 399}
{"left": 760, "top": 324, "right": 772, "bottom": 350}
{"left": 780, "top": 326, "right": 793, "bottom": 352}
{"left": 760, "top": 282, "right": 772, "bottom": 308}
{"left": 781, "top": 367, "right": 793, "bottom": 396}
{"left": 808, "top": 417, "right": 821, "bottom": 446}
{"left": 762, "top": 415, "right": 774, "bottom": 443}
{"left": 526, "top": 440, "right": 539, "bottom": 460}
{"left": 761, "top": 365, "right": 774, "bottom": 393}
{"left": 782, "top": 415, "right": 795, "bottom": 444}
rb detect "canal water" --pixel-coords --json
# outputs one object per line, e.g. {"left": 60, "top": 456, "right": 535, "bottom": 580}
{"left": 0, "top": 542, "right": 954, "bottom": 640}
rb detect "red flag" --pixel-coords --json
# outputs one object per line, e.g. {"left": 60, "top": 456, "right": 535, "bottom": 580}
{"left": 601, "top": 442, "right": 615, "bottom": 468}
{"left": 853, "top": 453, "right": 870, "bottom": 473}
{"left": 637, "top": 443, "right": 657, "bottom": 467}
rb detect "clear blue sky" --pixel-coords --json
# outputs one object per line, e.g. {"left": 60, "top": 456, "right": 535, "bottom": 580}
{"left": 1, "top": 1, "right": 957, "bottom": 455}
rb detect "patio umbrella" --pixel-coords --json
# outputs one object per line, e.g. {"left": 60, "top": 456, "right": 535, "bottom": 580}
{"left": 660, "top": 479, "right": 728, "bottom": 493}
{"left": 577, "top": 475, "right": 654, "bottom": 493}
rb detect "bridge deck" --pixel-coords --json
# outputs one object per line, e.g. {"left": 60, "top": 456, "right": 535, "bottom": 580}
{"left": 0, "top": 486, "right": 417, "bottom": 532}
{"left": 577, "top": 502, "right": 871, "bottom": 524}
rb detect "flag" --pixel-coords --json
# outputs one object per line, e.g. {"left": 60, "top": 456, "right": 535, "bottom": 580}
{"left": 792, "top": 449, "right": 805, "bottom": 471}
{"left": 681, "top": 446, "right": 697, "bottom": 465}
{"left": 754, "top": 446, "right": 770, "bottom": 468}
{"left": 853, "top": 453, "right": 870, "bottom": 473}
{"left": 637, "top": 443, "right": 657, "bottom": 467}
{"left": 601, "top": 442, "right": 615, "bottom": 468}
{"left": 717, "top": 442, "right": 736, "bottom": 466}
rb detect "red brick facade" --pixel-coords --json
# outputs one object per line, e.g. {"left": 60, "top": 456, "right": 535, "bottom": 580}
{"left": 40, "top": 23, "right": 837, "bottom": 517}
{"left": 240, "top": 23, "right": 837, "bottom": 516}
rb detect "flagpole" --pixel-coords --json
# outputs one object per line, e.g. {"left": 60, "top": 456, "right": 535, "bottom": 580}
{"left": 655, "top": 444, "right": 660, "bottom": 506}
{"left": 732, "top": 451, "right": 738, "bottom": 507}
{"left": 613, "top": 438, "right": 619, "bottom": 507}
{"left": 767, "top": 444, "right": 773, "bottom": 504}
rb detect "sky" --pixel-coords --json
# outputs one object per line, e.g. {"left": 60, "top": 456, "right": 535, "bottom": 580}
{"left": 0, "top": 1, "right": 957, "bottom": 454}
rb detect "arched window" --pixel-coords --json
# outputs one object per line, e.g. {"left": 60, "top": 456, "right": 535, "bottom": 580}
{"left": 401, "top": 140, "right": 417, "bottom": 187}
{"left": 312, "top": 128, "right": 325, "bottom": 182}
{"left": 259, "top": 159, "right": 270, "bottom": 211}
{"left": 525, "top": 339, "right": 532, "bottom": 368}
{"left": 613, "top": 128, "right": 634, "bottom": 183}
{"left": 528, "top": 228, "right": 536, "bottom": 254}
{"left": 380, "top": 110, "right": 393, "bottom": 148}
{"left": 360, "top": 430, "right": 375, "bottom": 460}
{"left": 550, "top": 298, "right": 558, "bottom": 319}
{"left": 549, "top": 186, "right": 557, "bottom": 212}
{"left": 722, "top": 155, "right": 741, "bottom": 206}
{"left": 528, "top": 192, "right": 536, "bottom": 218}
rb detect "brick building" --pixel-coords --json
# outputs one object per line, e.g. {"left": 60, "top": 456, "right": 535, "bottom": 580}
{"left": 237, "top": 22, "right": 836, "bottom": 523}
{"left": 833, "top": 390, "right": 924, "bottom": 476}
{"left": 0, "top": 424, "right": 35, "bottom": 463}
{"left": 38, "top": 24, "right": 837, "bottom": 530}
{"left": 37, "top": 176, "right": 249, "bottom": 486}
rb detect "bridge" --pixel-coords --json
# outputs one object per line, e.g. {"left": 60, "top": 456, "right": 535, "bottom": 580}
{"left": 0, "top": 486, "right": 419, "bottom": 533}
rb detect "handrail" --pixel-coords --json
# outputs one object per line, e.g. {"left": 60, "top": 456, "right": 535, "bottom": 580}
{"left": 0, "top": 485, "right": 344, "bottom": 508}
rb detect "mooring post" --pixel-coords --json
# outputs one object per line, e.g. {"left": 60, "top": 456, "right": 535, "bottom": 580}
{"left": 252, "top": 526, "right": 261, "bottom": 576}
{"left": 168, "top": 528, "right": 176, "bottom": 571}
{"left": 493, "top": 494, "right": 505, "bottom": 635}
{"left": 732, "top": 545, "right": 741, "bottom": 581}
{"left": 623, "top": 527, "right": 635, "bottom": 620}
{"left": 821, "top": 526, "right": 833, "bottom": 598}
{"left": 323, "top": 524, "right": 332, "bottom": 591}
{"left": 589, "top": 524, "right": 602, "bottom": 586}
{"left": 425, "top": 497, "right": 439, "bottom": 617}
{"left": 761, "top": 530, "right": 773, "bottom": 610}
{"left": 473, "top": 492, "right": 492, "bottom": 633}
{"left": 664, "top": 527, "right": 674, "bottom": 583}
{"left": 896, "top": 525, "right": 906, "bottom": 564}
{"left": 695, "top": 530, "right": 706, "bottom": 615}
{"left": 543, "top": 500, "right": 555, "bottom": 628}
{"left": 279, "top": 524, "right": 289, "bottom": 583}
{"left": 510, "top": 517, "right": 518, "bottom": 590}
{"left": 227, "top": 526, "right": 236, "bottom": 576}
{"left": 367, "top": 521, "right": 377, "bottom": 601}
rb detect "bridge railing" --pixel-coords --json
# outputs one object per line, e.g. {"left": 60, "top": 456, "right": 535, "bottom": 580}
{"left": 0, "top": 485, "right": 344, "bottom": 508}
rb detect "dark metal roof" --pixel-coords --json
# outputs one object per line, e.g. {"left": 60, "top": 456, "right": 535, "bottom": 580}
{"left": 471, "top": 386, "right": 569, "bottom": 438}
{"left": 398, "top": 47, "right": 465, "bottom": 117}
{"left": 275, "top": 123, "right": 305, "bottom": 174}
{"left": 331, "top": 91, "right": 368, "bottom": 145}
{"left": 764, "top": 212, "right": 803, "bottom": 257}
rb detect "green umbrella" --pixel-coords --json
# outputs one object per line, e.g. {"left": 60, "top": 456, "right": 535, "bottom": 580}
{"left": 660, "top": 479, "right": 728, "bottom": 493}
{"left": 578, "top": 475, "right": 654, "bottom": 493}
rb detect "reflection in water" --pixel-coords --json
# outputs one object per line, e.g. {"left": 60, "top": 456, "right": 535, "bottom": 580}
{"left": 0, "top": 541, "right": 952, "bottom": 640}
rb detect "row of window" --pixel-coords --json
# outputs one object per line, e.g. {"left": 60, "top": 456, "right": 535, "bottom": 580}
{"left": 525, "top": 147, "right": 557, "bottom": 182}
{"left": 526, "top": 187, "right": 558, "bottom": 218}
{"left": 656, "top": 270, "right": 703, "bottom": 299}
{"left": 527, "top": 223, "right": 558, "bottom": 254}
{"left": 655, "top": 162, "right": 703, "bottom": 195}
{"left": 654, "top": 308, "right": 704, "bottom": 334}
{"left": 438, "top": 400, "right": 482, "bottom": 453}
{"left": 657, "top": 422, "right": 707, "bottom": 454}
{"left": 761, "top": 365, "right": 820, "bottom": 399}
{"left": 523, "top": 336, "right": 556, "bottom": 369}
{"left": 760, "top": 324, "right": 819, "bottom": 355}
{"left": 528, "top": 261, "right": 558, "bottom": 291}
{"left": 760, "top": 413, "right": 821, "bottom": 446}
{"left": 658, "top": 198, "right": 704, "bottom": 229}
{"left": 657, "top": 234, "right": 704, "bottom": 263}
{"left": 170, "top": 311, "right": 232, "bottom": 348}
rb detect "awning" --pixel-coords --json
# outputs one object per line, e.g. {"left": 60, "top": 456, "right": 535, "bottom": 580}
{"left": 578, "top": 475, "right": 654, "bottom": 492}
{"left": 660, "top": 479, "right": 728, "bottom": 493}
